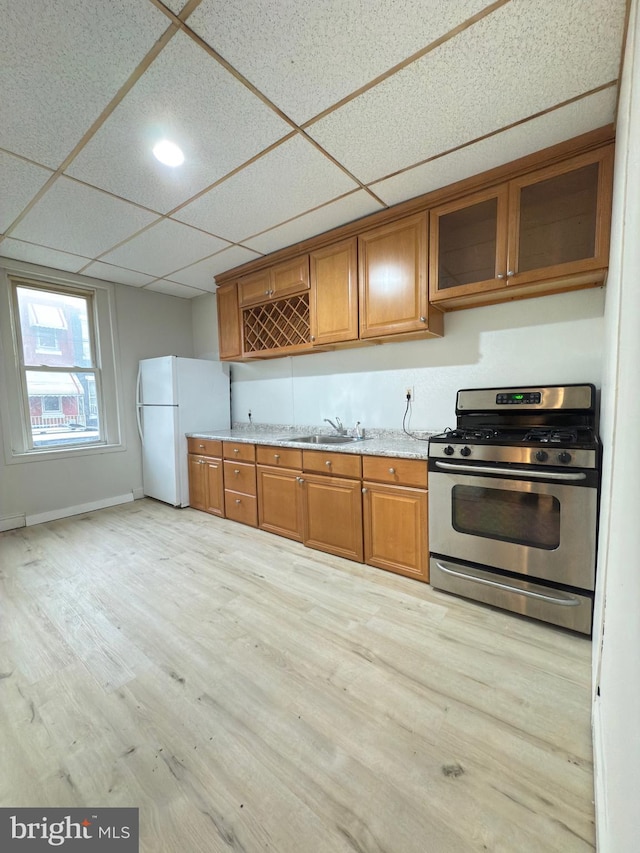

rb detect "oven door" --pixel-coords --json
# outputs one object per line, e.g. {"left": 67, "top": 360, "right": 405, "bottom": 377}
{"left": 428, "top": 461, "right": 597, "bottom": 590}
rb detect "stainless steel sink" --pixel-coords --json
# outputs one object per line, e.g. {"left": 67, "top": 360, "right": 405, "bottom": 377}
{"left": 285, "top": 434, "right": 369, "bottom": 444}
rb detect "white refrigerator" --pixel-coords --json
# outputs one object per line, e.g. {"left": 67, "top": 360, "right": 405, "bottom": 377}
{"left": 136, "top": 356, "right": 230, "bottom": 507}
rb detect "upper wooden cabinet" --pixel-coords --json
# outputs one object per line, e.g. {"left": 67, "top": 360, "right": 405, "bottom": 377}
{"left": 216, "top": 282, "right": 242, "bottom": 360}
{"left": 429, "top": 145, "right": 614, "bottom": 308}
{"left": 310, "top": 237, "right": 358, "bottom": 346}
{"left": 238, "top": 255, "right": 310, "bottom": 307}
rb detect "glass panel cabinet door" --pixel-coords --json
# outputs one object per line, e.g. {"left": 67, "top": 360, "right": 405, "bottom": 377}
{"left": 429, "top": 186, "right": 508, "bottom": 301}
{"left": 507, "top": 145, "right": 613, "bottom": 284}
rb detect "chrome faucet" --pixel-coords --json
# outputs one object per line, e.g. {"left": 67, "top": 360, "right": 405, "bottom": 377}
{"left": 324, "top": 416, "right": 347, "bottom": 435}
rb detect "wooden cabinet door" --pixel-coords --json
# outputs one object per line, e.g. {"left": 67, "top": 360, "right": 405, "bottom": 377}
{"left": 363, "top": 482, "right": 428, "bottom": 581}
{"left": 271, "top": 255, "right": 310, "bottom": 299}
{"left": 238, "top": 269, "right": 272, "bottom": 307}
{"left": 188, "top": 455, "right": 207, "bottom": 510}
{"left": 204, "top": 457, "right": 224, "bottom": 517}
{"left": 359, "top": 212, "right": 429, "bottom": 338}
{"left": 310, "top": 238, "right": 358, "bottom": 345}
{"left": 506, "top": 145, "right": 613, "bottom": 287}
{"left": 257, "top": 465, "right": 304, "bottom": 541}
{"left": 216, "top": 283, "right": 242, "bottom": 360}
{"left": 302, "top": 473, "right": 363, "bottom": 562}
{"left": 429, "top": 185, "right": 509, "bottom": 303}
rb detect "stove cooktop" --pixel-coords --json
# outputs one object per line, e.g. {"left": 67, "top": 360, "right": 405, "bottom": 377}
{"left": 430, "top": 426, "right": 598, "bottom": 450}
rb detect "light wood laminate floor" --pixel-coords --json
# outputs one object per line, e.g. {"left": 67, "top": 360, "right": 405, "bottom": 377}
{"left": 0, "top": 499, "right": 595, "bottom": 852}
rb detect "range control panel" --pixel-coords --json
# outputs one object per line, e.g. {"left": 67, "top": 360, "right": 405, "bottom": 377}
{"left": 495, "top": 391, "right": 541, "bottom": 405}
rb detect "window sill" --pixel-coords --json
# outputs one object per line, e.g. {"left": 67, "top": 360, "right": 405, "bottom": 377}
{"left": 5, "top": 441, "right": 126, "bottom": 465}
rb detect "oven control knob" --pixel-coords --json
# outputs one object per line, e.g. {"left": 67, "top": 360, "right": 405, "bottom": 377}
{"left": 558, "top": 451, "right": 572, "bottom": 464}
{"left": 443, "top": 445, "right": 455, "bottom": 456}
{"left": 460, "top": 446, "right": 472, "bottom": 457}
{"left": 535, "top": 450, "right": 548, "bottom": 462}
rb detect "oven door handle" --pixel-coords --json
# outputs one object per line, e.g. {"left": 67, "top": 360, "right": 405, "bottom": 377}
{"left": 433, "top": 562, "right": 582, "bottom": 606}
{"left": 433, "top": 460, "right": 587, "bottom": 481}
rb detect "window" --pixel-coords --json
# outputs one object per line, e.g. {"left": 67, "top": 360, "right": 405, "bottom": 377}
{"left": 0, "top": 265, "right": 122, "bottom": 459}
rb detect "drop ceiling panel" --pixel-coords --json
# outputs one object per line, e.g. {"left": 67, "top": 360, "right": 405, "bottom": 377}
{"left": 169, "top": 246, "right": 263, "bottom": 289}
{"left": 174, "top": 135, "right": 359, "bottom": 243}
{"left": 0, "top": 238, "right": 91, "bottom": 273}
{"left": 0, "top": 152, "right": 53, "bottom": 233}
{"left": 66, "top": 32, "right": 293, "bottom": 213}
{"left": 188, "top": 0, "right": 494, "bottom": 124}
{"left": 308, "top": 0, "right": 626, "bottom": 184}
{"left": 81, "top": 262, "right": 156, "bottom": 288}
{"left": 11, "top": 178, "right": 158, "bottom": 258}
{"left": 243, "top": 190, "right": 385, "bottom": 255}
{"left": 372, "top": 87, "right": 618, "bottom": 206}
{"left": 0, "top": 0, "right": 169, "bottom": 168}
{"left": 145, "top": 280, "right": 206, "bottom": 298}
{"left": 100, "top": 218, "right": 230, "bottom": 277}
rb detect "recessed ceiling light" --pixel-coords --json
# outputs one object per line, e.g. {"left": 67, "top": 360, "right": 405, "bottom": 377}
{"left": 152, "top": 140, "right": 184, "bottom": 167}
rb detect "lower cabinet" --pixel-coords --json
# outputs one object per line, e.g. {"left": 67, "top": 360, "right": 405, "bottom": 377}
{"left": 362, "top": 456, "right": 429, "bottom": 582}
{"left": 187, "top": 438, "right": 224, "bottom": 516}
{"left": 301, "top": 450, "right": 363, "bottom": 562}
{"left": 223, "top": 441, "right": 257, "bottom": 527}
{"left": 257, "top": 445, "right": 304, "bottom": 541}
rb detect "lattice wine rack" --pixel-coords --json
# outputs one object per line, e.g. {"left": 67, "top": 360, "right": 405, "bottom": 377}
{"left": 242, "top": 293, "right": 311, "bottom": 353}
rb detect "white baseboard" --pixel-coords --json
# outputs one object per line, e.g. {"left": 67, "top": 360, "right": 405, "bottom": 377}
{"left": 25, "top": 492, "right": 134, "bottom": 527}
{"left": 132, "top": 487, "right": 145, "bottom": 500}
{"left": 0, "top": 514, "right": 26, "bottom": 532}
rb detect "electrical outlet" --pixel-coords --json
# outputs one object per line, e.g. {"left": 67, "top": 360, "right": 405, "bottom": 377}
{"left": 405, "top": 387, "right": 414, "bottom": 402}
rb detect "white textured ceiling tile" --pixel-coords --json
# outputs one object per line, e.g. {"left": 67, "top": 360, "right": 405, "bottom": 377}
{"left": 188, "top": 0, "right": 492, "bottom": 123}
{"left": 82, "top": 262, "right": 156, "bottom": 288}
{"left": 174, "top": 135, "right": 359, "bottom": 242}
{"left": 308, "top": 0, "right": 626, "bottom": 183}
{"left": 67, "top": 32, "right": 292, "bottom": 213}
{"left": 169, "top": 246, "right": 263, "bottom": 288}
{"left": 0, "top": 0, "right": 168, "bottom": 168}
{"left": 243, "top": 190, "right": 385, "bottom": 255}
{"left": 145, "top": 280, "right": 206, "bottom": 298}
{"left": 372, "top": 88, "right": 618, "bottom": 206}
{"left": 100, "top": 218, "right": 230, "bottom": 277}
{"left": 0, "top": 238, "right": 91, "bottom": 273}
{"left": 0, "top": 153, "right": 53, "bottom": 233}
{"left": 11, "top": 178, "right": 157, "bottom": 257}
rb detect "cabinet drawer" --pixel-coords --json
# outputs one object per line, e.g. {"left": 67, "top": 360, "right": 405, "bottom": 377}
{"left": 362, "top": 456, "right": 428, "bottom": 488}
{"left": 224, "top": 490, "right": 258, "bottom": 527}
{"left": 223, "top": 441, "right": 256, "bottom": 462}
{"left": 188, "top": 437, "right": 222, "bottom": 456}
{"left": 256, "top": 445, "right": 302, "bottom": 469}
{"left": 302, "top": 450, "right": 361, "bottom": 479}
{"left": 223, "top": 460, "right": 257, "bottom": 495}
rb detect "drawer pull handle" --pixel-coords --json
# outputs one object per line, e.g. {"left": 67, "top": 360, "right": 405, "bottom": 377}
{"left": 199, "top": 443, "right": 205, "bottom": 448}
{"left": 233, "top": 448, "right": 240, "bottom": 454}
{"left": 325, "top": 460, "right": 332, "bottom": 467}
{"left": 234, "top": 469, "right": 240, "bottom": 475}
{"left": 388, "top": 467, "right": 396, "bottom": 474}
{"left": 273, "top": 453, "right": 280, "bottom": 460}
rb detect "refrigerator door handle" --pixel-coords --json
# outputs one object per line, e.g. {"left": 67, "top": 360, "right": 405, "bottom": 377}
{"left": 136, "top": 366, "right": 144, "bottom": 444}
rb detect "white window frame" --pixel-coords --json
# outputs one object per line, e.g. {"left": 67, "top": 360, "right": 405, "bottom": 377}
{"left": 0, "top": 260, "right": 124, "bottom": 463}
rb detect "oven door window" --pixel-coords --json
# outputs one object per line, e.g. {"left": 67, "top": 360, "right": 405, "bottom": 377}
{"left": 451, "top": 485, "right": 560, "bottom": 550}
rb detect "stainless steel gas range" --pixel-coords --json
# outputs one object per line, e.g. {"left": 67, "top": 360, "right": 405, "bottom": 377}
{"left": 428, "top": 384, "right": 600, "bottom": 634}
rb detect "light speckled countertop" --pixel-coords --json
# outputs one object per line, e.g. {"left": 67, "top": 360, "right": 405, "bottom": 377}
{"left": 188, "top": 423, "right": 436, "bottom": 460}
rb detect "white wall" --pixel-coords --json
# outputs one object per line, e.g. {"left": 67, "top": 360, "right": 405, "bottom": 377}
{"left": 0, "top": 266, "right": 195, "bottom": 526}
{"left": 194, "top": 287, "right": 605, "bottom": 431}
{"left": 592, "top": 0, "right": 640, "bottom": 849}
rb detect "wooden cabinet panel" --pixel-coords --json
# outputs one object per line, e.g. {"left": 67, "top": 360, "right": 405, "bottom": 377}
{"left": 216, "top": 283, "right": 242, "bottom": 360}
{"left": 362, "top": 456, "right": 428, "bottom": 488}
{"left": 257, "top": 465, "right": 304, "bottom": 541}
{"left": 223, "top": 460, "right": 257, "bottom": 495}
{"left": 188, "top": 454, "right": 207, "bottom": 510}
{"left": 271, "top": 256, "right": 310, "bottom": 299}
{"left": 302, "top": 450, "right": 361, "bottom": 479}
{"left": 256, "top": 445, "right": 302, "bottom": 468}
{"left": 188, "top": 437, "right": 222, "bottom": 456}
{"left": 358, "top": 213, "right": 429, "bottom": 338}
{"left": 188, "top": 453, "right": 224, "bottom": 517}
{"left": 224, "top": 491, "right": 258, "bottom": 527}
{"left": 363, "top": 482, "right": 428, "bottom": 581}
{"left": 238, "top": 269, "right": 272, "bottom": 307}
{"left": 310, "top": 238, "right": 358, "bottom": 346}
{"left": 223, "top": 442, "right": 256, "bottom": 462}
{"left": 302, "top": 473, "right": 363, "bottom": 562}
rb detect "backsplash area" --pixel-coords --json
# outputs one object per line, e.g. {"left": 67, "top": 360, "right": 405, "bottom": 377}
{"left": 195, "top": 287, "right": 605, "bottom": 433}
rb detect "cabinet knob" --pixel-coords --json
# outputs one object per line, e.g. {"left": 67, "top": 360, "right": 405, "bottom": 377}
{"left": 233, "top": 448, "right": 239, "bottom": 454}
{"left": 264, "top": 289, "right": 270, "bottom": 295}
{"left": 199, "top": 443, "right": 205, "bottom": 448}
{"left": 235, "top": 498, "right": 241, "bottom": 505}
{"left": 419, "top": 316, "right": 426, "bottom": 323}
{"left": 497, "top": 273, "right": 505, "bottom": 279}
{"left": 362, "top": 487, "right": 368, "bottom": 494}
{"left": 388, "top": 467, "right": 396, "bottom": 474}
{"left": 325, "top": 460, "right": 332, "bottom": 467}
{"left": 296, "top": 477, "right": 304, "bottom": 483}
{"left": 507, "top": 270, "right": 515, "bottom": 278}
{"left": 273, "top": 453, "right": 280, "bottom": 460}
{"left": 233, "top": 468, "right": 240, "bottom": 475}
{"left": 310, "top": 335, "right": 316, "bottom": 341}
{"left": 199, "top": 459, "right": 205, "bottom": 465}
